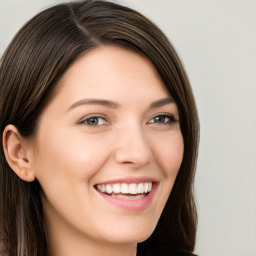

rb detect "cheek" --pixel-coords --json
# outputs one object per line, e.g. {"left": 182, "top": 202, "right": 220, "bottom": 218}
{"left": 33, "top": 132, "right": 103, "bottom": 197}
{"left": 32, "top": 129, "right": 114, "bottom": 228}
{"left": 33, "top": 128, "right": 121, "bottom": 206}
{"left": 152, "top": 131, "right": 184, "bottom": 178}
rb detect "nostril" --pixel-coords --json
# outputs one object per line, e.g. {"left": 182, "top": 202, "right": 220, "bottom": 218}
{"left": 114, "top": 149, "right": 152, "bottom": 167}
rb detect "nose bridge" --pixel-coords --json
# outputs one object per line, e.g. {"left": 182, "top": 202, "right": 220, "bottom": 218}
{"left": 114, "top": 121, "right": 152, "bottom": 166}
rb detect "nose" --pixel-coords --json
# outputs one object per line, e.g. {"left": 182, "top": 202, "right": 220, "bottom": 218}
{"left": 114, "top": 125, "right": 152, "bottom": 167}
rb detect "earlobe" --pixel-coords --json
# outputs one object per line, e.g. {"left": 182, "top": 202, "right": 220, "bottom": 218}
{"left": 2, "top": 124, "right": 36, "bottom": 182}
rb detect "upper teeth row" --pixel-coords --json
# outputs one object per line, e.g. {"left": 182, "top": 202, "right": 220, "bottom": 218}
{"left": 96, "top": 182, "right": 153, "bottom": 195}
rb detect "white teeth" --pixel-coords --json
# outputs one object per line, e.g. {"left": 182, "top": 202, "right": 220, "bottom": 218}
{"left": 144, "top": 182, "right": 152, "bottom": 193}
{"left": 113, "top": 184, "right": 121, "bottom": 193}
{"left": 137, "top": 183, "right": 144, "bottom": 194}
{"left": 129, "top": 183, "right": 137, "bottom": 194}
{"left": 106, "top": 184, "right": 112, "bottom": 194}
{"left": 96, "top": 182, "right": 153, "bottom": 195}
{"left": 97, "top": 184, "right": 105, "bottom": 193}
{"left": 144, "top": 183, "right": 149, "bottom": 193}
{"left": 148, "top": 182, "right": 152, "bottom": 191}
{"left": 121, "top": 183, "right": 129, "bottom": 193}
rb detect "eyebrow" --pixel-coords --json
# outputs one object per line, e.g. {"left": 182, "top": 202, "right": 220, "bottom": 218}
{"left": 66, "top": 98, "right": 121, "bottom": 111}
{"left": 67, "top": 97, "right": 174, "bottom": 112}
{"left": 149, "top": 97, "right": 174, "bottom": 108}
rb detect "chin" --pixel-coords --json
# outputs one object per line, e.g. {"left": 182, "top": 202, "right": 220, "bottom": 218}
{"left": 100, "top": 222, "right": 156, "bottom": 245}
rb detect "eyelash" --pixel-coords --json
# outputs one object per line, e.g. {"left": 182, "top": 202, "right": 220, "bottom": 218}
{"left": 78, "top": 113, "right": 178, "bottom": 127}
{"left": 78, "top": 114, "right": 109, "bottom": 126}
{"left": 147, "top": 113, "right": 179, "bottom": 125}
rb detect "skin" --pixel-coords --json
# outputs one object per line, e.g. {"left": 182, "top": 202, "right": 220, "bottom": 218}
{"left": 5, "top": 46, "right": 184, "bottom": 256}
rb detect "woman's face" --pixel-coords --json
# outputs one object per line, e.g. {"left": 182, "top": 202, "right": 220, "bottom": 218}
{"left": 29, "top": 46, "right": 184, "bottom": 249}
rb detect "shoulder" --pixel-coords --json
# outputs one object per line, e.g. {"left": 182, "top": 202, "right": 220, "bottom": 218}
{"left": 137, "top": 246, "right": 198, "bottom": 256}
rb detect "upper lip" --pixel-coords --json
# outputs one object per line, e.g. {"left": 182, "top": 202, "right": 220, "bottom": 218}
{"left": 94, "top": 176, "right": 159, "bottom": 185}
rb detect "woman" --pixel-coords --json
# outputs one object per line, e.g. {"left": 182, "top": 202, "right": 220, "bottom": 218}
{"left": 0, "top": 1, "right": 199, "bottom": 255}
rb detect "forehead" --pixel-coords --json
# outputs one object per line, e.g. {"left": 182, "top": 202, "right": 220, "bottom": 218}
{"left": 57, "top": 46, "right": 169, "bottom": 99}
{"left": 38, "top": 46, "right": 172, "bottom": 123}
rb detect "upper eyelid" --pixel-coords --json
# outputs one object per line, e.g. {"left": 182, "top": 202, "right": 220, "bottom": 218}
{"left": 76, "top": 112, "right": 179, "bottom": 124}
{"left": 78, "top": 114, "right": 109, "bottom": 124}
{"left": 148, "top": 112, "right": 179, "bottom": 121}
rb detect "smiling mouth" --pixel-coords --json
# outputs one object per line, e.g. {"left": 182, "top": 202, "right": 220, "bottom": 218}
{"left": 95, "top": 182, "right": 153, "bottom": 200}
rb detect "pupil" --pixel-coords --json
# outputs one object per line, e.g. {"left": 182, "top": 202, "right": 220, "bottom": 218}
{"left": 88, "top": 118, "right": 98, "bottom": 125}
{"left": 155, "top": 116, "right": 165, "bottom": 123}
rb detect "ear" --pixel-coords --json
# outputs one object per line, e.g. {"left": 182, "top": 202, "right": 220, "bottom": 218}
{"left": 2, "top": 124, "right": 36, "bottom": 182}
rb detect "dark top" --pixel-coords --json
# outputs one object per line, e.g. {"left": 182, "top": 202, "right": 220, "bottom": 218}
{"left": 137, "top": 247, "right": 198, "bottom": 256}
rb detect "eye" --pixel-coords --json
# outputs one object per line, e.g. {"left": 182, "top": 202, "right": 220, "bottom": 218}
{"left": 79, "top": 115, "right": 109, "bottom": 126}
{"left": 148, "top": 114, "right": 178, "bottom": 125}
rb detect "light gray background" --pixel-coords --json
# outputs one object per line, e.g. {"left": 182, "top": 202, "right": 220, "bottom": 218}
{"left": 0, "top": 1, "right": 255, "bottom": 256}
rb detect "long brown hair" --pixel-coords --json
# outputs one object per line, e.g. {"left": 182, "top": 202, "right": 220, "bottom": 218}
{"left": 0, "top": 1, "right": 199, "bottom": 255}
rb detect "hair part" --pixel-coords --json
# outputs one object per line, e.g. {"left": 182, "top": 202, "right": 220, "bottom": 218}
{"left": 0, "top": 1, "right": 199, "bottom": 255}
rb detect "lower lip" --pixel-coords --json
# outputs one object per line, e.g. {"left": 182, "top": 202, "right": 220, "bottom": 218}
{"left": 95, "top": 184, "right": 158, "bottom": 211}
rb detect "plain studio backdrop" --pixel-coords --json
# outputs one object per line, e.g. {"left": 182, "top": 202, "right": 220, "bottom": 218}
{"left": 0, "top": 1, "right": 255, "bottom": 255}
